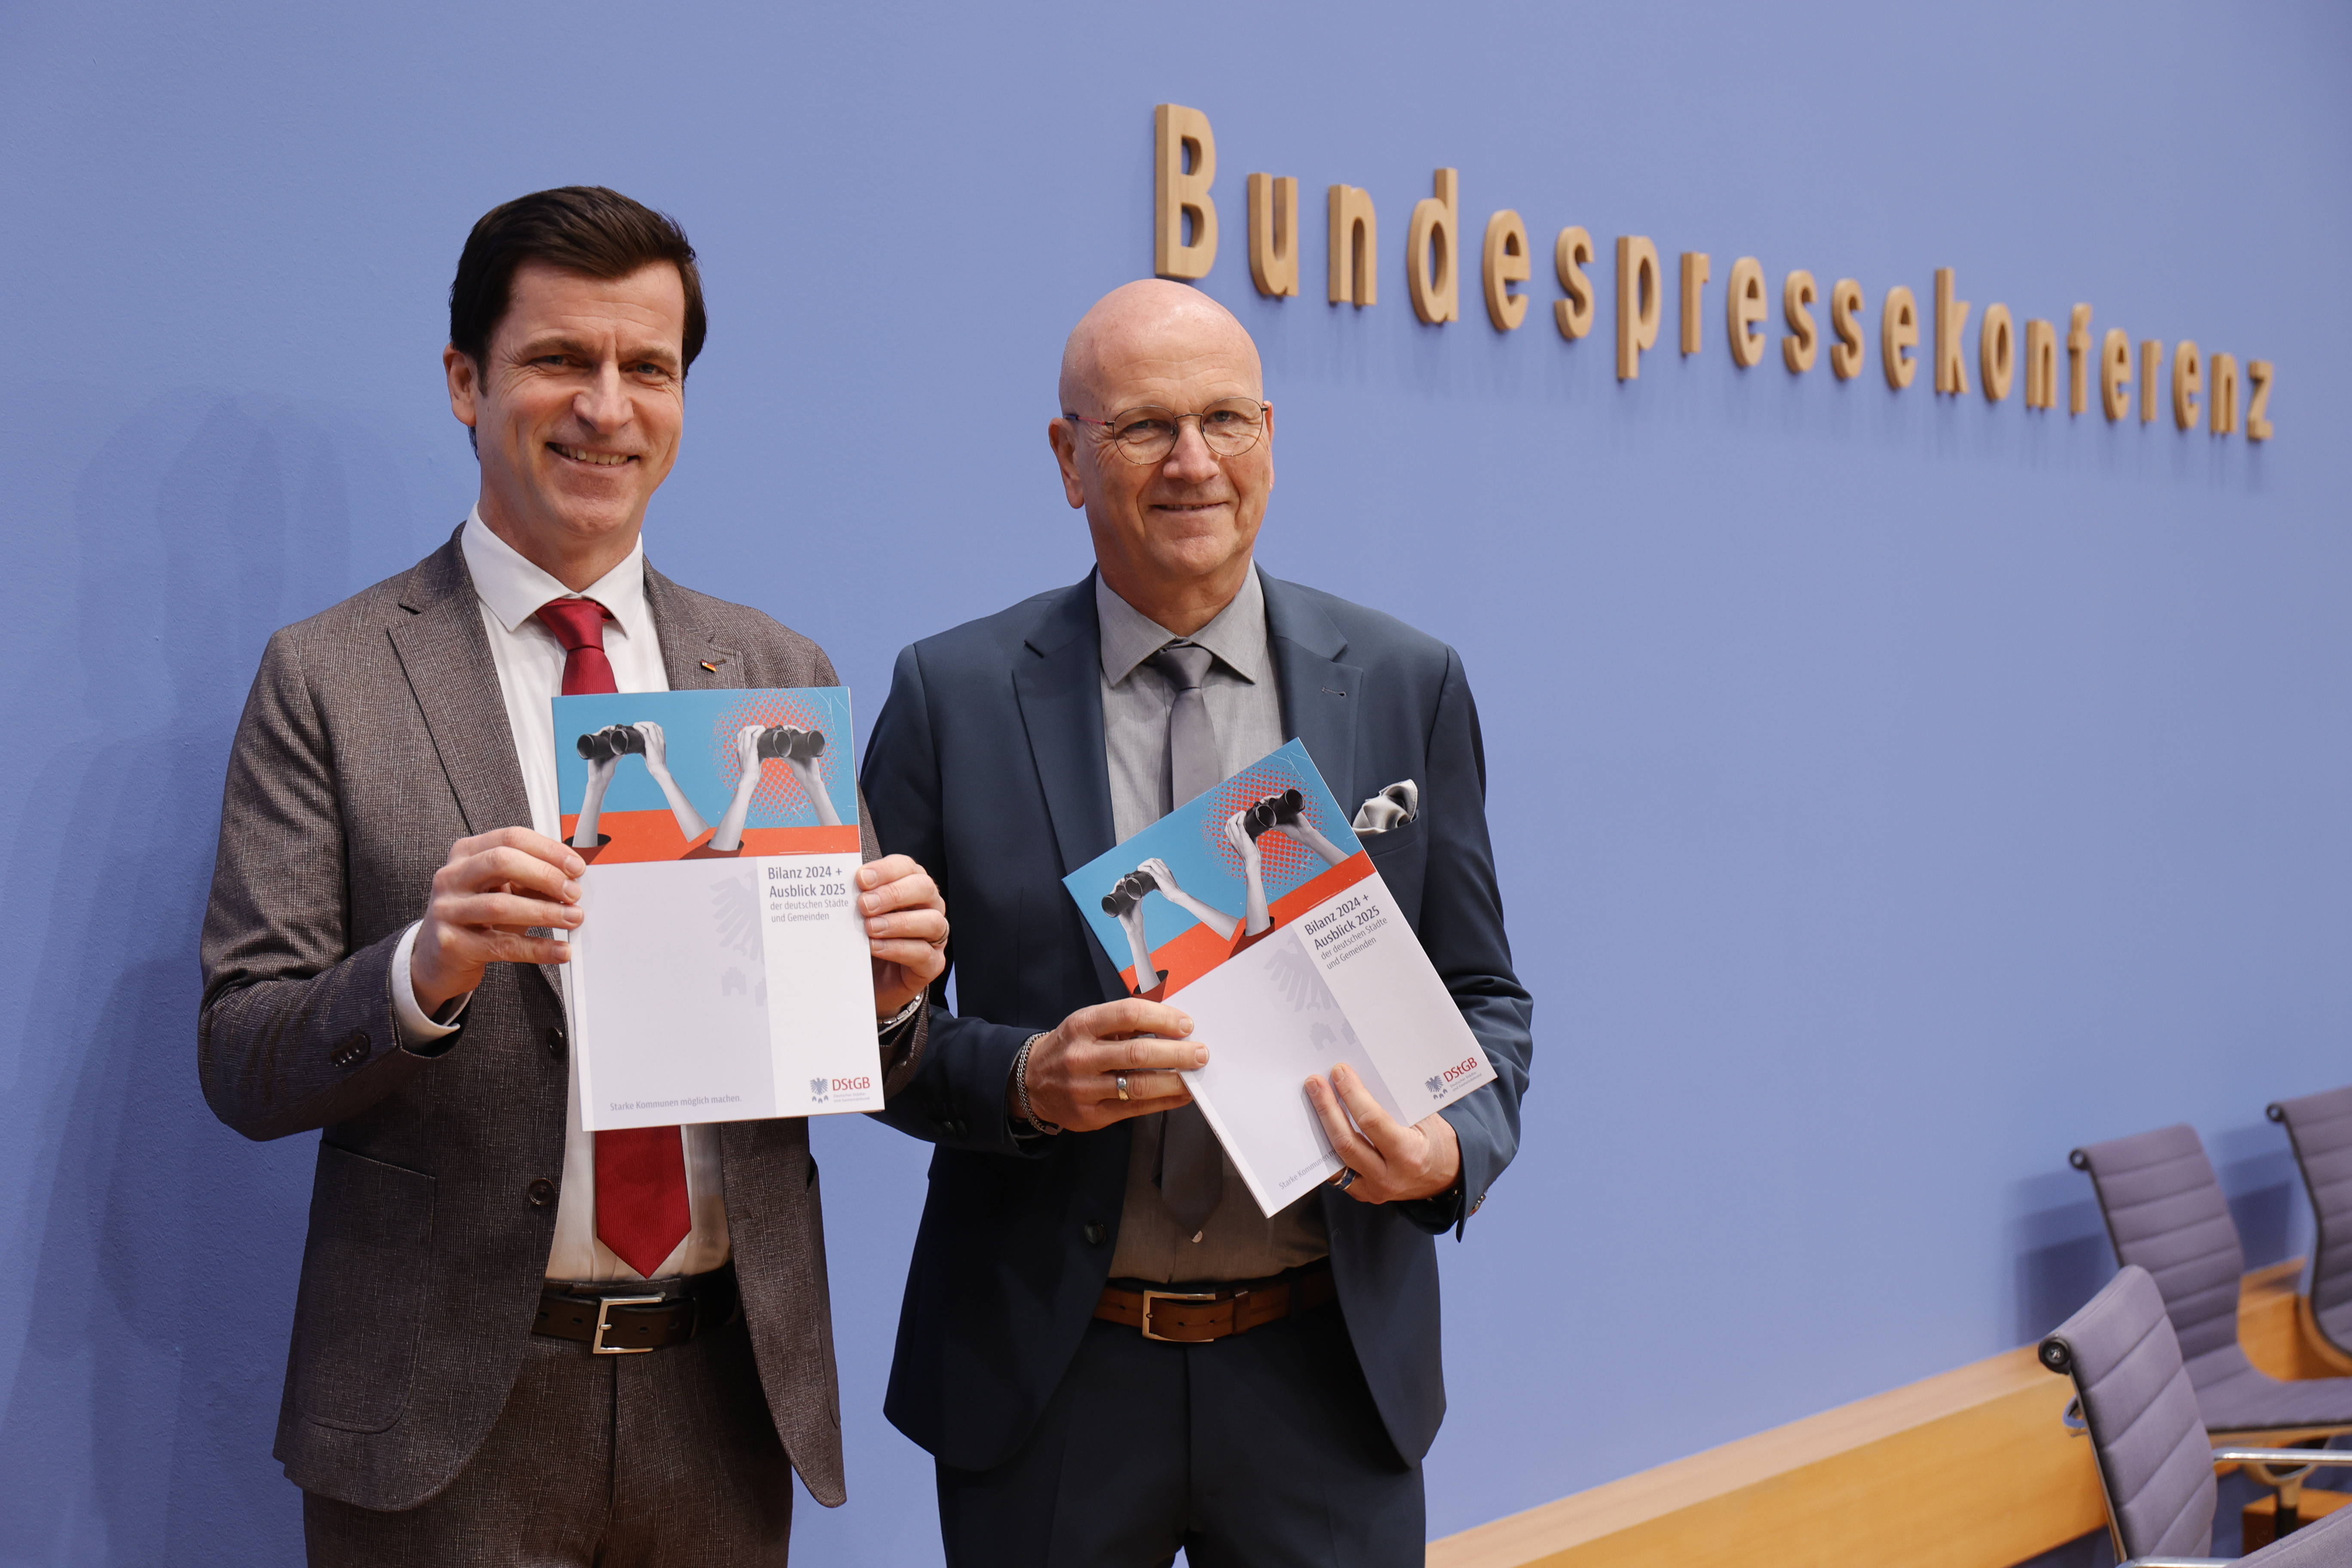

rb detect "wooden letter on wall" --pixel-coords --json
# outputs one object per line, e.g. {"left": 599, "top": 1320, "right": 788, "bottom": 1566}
{"left": 1680, "top": 252, "right": 1711, "bottom": 355}
{"left": 2247, "top": 360, "right": 2275, "bottom": 440}
{"left": 1407, "top": 169, "right": 1461, "bottom": 325}
{"left": 1246, "top": 174, "right": 1299, "bottom": 298}
{"left": 1829, "top": 279, "right": 1865, "bottom": 380}
{"left": 1153, "top": 104, "right": 1218, "bottom": 280}
{"left": 1882, "top": 285, "right": 1920, "bottom": 390}
{"left": 2172, "top": 340, "right": 2202, "bottom": 429}
{"left": 1782, "top": 270, "right": 1818, "bottom": 373}
{"left": 2066, "top": 304, "right": 2092, "bottom": 414}
{"left": 2140, "top": 340, "right": 2162, "bottom": 423}
{"left": 1933, "top": 269, "right": 1971, "bottom": 395}
{"left": 1482, "top": 209, "right": 1531, "bottom": 331}
{"left": 1725, "top": 257, "right": 1767, "bottom": 369}
{"left": 1328, "top": 185, "right": 1377, "bottom": 306}
{"left": 2209, "top": 352, "right": 2239, "bottom": 435}
{"left": 2024, "top": 320, "right": 2057, "bottom": 409}
{"left": 2100, "top": 328, "right": 2132, "bottom": 421}
{"left": 1616, "top": 235, "right": 1662, "bottom": 380}
{"left": 1979, "top": 303, "right": 2015, "bottom": 402}
{"left": 1554, "top": 226, "right": 1596, "bottom": 340}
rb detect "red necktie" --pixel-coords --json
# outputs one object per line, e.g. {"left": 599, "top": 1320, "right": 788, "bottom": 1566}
{"left": 536, "top": 597, "right": 692, "bottom": 1279}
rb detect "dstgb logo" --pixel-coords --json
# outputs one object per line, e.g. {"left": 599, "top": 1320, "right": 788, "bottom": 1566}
{"left": 809, "top": 1077, "right": 830, "bottom": 1104}
{"left": 830, "top": 1075, "right": 872, "bottom": 1094}
{"left": 1434, "top": 1057, "right": 1480, "bottom": 1093}
{"left": 1423, "top": 1075, "right": 1445, "bottom": 1097}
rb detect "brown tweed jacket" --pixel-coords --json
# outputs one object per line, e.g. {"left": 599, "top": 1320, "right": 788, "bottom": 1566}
{"left": 198, "top": 529, "right": 921, "bottom": 1511}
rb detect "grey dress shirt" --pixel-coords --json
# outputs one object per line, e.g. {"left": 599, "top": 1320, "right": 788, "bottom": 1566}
{"left": 1094, "top": 568, "right": 1331, "bottom": 1283}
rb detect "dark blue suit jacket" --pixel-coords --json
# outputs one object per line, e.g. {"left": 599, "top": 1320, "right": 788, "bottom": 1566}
{"left": 861, "top": 570, "right": 1533, "bottom": 1473}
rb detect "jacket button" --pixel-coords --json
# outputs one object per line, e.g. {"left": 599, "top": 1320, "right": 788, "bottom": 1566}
{"left": 1082, "top": 1222, "right": 1107, "bottom": 1246}
{"left": 526, "top": 1178, "right": 556, "bottom": 1209}
{"left": 545, "top": 1025, "right": 568, "bottom": 1060}
{"left": 328, "top": 1029, "right": 368, "bottom": 1067}
{"left": 943, "top": 1118, "right": 965, "bottom": 1138}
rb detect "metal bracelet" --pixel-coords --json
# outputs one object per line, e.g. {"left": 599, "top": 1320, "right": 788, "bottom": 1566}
{"left": 1013, "top": 1032, "right": 1061, "bottom": 1136}
{"left": 877, "top": 991, "right": 924, "bottom": 1035}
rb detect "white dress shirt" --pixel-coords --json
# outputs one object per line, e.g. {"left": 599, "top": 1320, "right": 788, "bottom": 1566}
{"left": 389, "top": 508, "right": 729, "bottom": 1282}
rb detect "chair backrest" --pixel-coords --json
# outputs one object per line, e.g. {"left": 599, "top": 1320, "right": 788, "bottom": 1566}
{"left": 2071, "top": 1124, "right": 2258, "bottom": 1397}
{"left": 2040, "top": 1263, "right": 2218, "bottom": 1560}
{"left": 2268, "top": 1084, "right": 2352, "bottom": 1360}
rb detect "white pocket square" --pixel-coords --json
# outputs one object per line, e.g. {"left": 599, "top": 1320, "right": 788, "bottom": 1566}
{"left": 1352, "top": 779, "right": 1420, "bottom": 836}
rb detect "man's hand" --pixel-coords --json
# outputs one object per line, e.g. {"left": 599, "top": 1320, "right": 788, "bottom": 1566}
{"left": 1012, "top": 998, "right": 1207, "bottom": 1131}
{"left": 412, "top": 828, "right": 586, "bottom": 1013}
{"left": 1305, "top": 1062, "right": 1462, "bottom": 1204}
{"left": 859, "top": 854, "right": 947, "bottom": 1019}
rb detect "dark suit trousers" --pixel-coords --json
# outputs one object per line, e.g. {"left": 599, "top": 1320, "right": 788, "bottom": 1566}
{"left": 934, "top": 1302, "right": 1423, "bottom": 1568}
{"left": 302, "top": 1312, "right": 792, "bottom": 1567}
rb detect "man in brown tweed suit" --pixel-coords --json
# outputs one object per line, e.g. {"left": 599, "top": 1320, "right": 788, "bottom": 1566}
{"left": 198, "top": 186, "right": 946, "bottom": 1565}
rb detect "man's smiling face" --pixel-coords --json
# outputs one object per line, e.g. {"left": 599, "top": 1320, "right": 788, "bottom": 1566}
{"left": 447, "top": 258, "right": 686, "bottom": 575}
{"left": 1054, "top": 283, "right": 1274, "bottom": 608}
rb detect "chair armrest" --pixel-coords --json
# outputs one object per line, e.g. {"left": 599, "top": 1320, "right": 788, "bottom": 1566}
{"left": 2211, "top": 1448, "right": 2352, "bottom": 1467}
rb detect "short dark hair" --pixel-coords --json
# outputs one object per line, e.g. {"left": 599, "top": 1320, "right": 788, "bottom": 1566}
{"left": 448, "top": 186, "right": 707, "bottom": 372}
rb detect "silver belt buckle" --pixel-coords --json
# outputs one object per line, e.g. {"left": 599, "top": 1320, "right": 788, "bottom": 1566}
{"left": 591, "top": 1293, "right": 664, "bottom": 1354}
{"left": 1139, "top": 1288, "right": 1215, "bottom": 1342}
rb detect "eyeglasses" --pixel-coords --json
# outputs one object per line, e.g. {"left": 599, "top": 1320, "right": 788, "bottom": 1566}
{"left": 1063, "top": 399, "right": 1270, "bottom": 466}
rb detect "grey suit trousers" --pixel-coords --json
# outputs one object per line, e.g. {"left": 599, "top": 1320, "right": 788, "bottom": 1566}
{"left": 303, "top": 1284, "right": 792, "bottom": 1567}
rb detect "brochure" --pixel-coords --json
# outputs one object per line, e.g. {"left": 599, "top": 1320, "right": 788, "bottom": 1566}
{"left": 552, "top": 686, "right": 878, "bottom": 1130}
{"left": 1062, "top": 739, "right": 1494, "bottom": 1215}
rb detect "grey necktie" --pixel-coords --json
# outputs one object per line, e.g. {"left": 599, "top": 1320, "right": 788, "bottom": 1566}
{"left": 1146, "top": 640, "right": 1223, "bottom": 1237}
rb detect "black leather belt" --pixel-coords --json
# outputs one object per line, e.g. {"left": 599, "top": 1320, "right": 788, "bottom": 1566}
{"left": 534, "top": 1263, "right": 740, "bottom": 1354}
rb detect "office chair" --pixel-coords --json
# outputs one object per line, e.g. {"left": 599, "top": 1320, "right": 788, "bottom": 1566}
{"left": 2072, "top": 1125, "right": 2352, "bottom": 1436}
{"left": 2268, "top": 1087, "right": 2352, "bottom": 1369}
{"left": 2042, "top": 1265, "right": 2352, "bottom": 1563}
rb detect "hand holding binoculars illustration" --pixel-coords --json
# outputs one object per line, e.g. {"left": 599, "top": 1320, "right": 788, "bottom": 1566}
{"left": 710, "top": 722, "right": 843, "bottom": 852}
{"left": 1114, "top": 855, "right": 1239, "bottom": 941}
{"left": 1240, "top": 788, "right": 1306, "bottom": 841}
{"left": 1103, "top": 878, "right": 1163, "bottom": 994}
{"left": 754, "top": 725, "right": 827, "bottom": 763}
{"left": 570, "top": 720, "right": 709, "bottom": 848}
{"left": 1239, "top": 787, "right": 1347, "bottom": 868}
{"left": 576, "top": 724, "right": 648, "bottom": 762}
{"left": 1101, "top": 869, "right": 1157, "bottom": 916}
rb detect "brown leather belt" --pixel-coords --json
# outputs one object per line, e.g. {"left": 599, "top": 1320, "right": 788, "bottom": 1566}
{"left": 1094, "top": 1260, "right": 1336, "bottom": 1344}
{"left": 534, "top": 1263, "right": 739, "bottom": 1354}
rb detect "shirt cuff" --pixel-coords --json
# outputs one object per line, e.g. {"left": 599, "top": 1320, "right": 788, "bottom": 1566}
{"left": 392, "top": 921, "right": 472, "bottom": 1050}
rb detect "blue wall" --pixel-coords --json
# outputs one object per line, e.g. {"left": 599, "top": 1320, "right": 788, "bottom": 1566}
{"left": 2, "top": 2, "right": 2347, "bottom": 1562}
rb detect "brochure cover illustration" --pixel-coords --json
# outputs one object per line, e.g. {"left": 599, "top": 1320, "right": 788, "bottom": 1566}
{"left": 1061, "top": 739, "right": 1495, "bottom": 1216}
{"left": 553, "top": 687, "right": 878, "bottom": 1130}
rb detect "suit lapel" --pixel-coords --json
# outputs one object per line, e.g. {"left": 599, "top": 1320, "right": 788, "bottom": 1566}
{"left": 1014, "top": 578, "right": 1118, "bottom": 877}
{"left": 388, "top": 535, "right": 565, "bottom": 1008}
{"left": 388, "top": 536, "right": 535, "bottom": 841}
{"left": 1263, "top": 573, "right": 1362, "bottom": 812}
{"left": 643, "top": 564, "right": 744, "bottom": 692}
{"left": 1014, "top": 579, "right": 1126, "bottom": 1000}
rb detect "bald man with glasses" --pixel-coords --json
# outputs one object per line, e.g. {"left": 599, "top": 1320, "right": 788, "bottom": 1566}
{"left": 861, "top": 280, "right": 1534, "bottom": 1567}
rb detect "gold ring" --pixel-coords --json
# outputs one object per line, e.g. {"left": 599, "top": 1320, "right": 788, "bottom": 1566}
{"left": 1115, "top": 1075, "right": 1131, "bottom": 1101}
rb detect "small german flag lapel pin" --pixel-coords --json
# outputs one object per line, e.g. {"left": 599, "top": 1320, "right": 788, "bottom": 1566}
{"left": 701, "top": 660, "right": 720, "bottom": 673}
